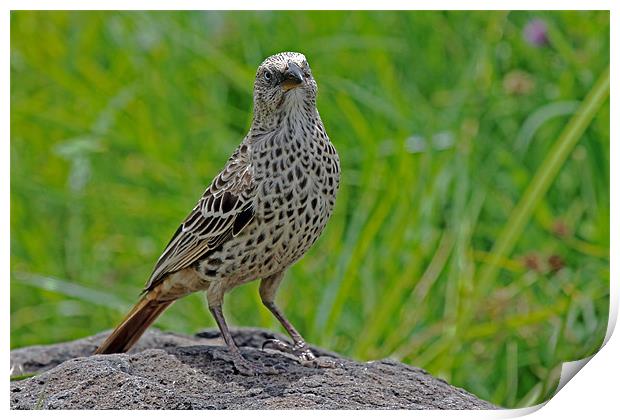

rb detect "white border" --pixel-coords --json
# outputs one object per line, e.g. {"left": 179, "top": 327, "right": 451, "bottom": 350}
{"left": 4, "top": 2, "right": 616, "bottom": 418}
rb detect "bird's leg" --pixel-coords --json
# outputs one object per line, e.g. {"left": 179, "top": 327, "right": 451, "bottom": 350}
{"left": 259, "top": 274, "right": 336, "bottom": 368}
{"left": 208, "top": 304, "right": 278, "bottom": 375}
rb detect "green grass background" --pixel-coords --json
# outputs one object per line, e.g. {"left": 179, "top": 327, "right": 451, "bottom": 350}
{"left": 10, "top": 11, "right": 610, "bottom": 408}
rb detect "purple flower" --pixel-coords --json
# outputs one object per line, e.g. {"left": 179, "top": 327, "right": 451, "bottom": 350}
{"left": 523, "top": 19, "right": 549, "bottom": 47}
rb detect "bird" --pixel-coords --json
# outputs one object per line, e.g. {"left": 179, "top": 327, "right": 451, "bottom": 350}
{"left": 95, "top": 51, "right": 341, "bottom": 375}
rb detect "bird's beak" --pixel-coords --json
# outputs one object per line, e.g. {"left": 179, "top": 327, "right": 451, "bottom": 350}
{"left": 282, "top": 62, "right": 305, "bottom": 91}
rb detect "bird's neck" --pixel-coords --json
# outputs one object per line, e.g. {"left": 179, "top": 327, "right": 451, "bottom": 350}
{"left": 249, "top": 102, "right": 320, "bottom": 138}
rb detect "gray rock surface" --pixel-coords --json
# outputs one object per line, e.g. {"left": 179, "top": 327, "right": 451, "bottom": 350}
{"left": 10, "top": 328, "right": 496, "bottom": 409}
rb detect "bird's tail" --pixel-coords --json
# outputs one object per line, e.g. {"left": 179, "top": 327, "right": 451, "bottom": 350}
{"left": 95, "top": 294, "right": 173, "bottom": 354}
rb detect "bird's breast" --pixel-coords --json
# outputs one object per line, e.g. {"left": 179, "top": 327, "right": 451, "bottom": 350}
{"left": 249, "top": 130, "right": 339, "bottom": 271}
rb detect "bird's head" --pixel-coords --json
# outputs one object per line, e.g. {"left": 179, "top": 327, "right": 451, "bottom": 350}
{"left": 252, "top": 52, "right": 317, "bottom": 122}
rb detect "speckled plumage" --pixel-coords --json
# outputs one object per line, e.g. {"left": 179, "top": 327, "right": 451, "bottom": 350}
{"left": 145, "top": 51, "right": 339, "bottom": 300}
{"left": 97, "top": 52, "right": 340, "bottom": 374}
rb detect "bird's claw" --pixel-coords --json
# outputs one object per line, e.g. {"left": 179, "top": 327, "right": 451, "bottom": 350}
{"left": 262, "top": 338, "right": 340, "bottom": 368}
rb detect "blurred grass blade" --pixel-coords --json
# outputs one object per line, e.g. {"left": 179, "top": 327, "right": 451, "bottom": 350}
{"left": 514, "top": 100, "right": 580, "bottom": 155}
{"left": 10, "top": 373, "right": 37, "bottom": 381}
{"left": 476, "top": 67, "right": 610, "bottom": 297}
{"left": 369, "top": 231, "right": 455, "bottom": 356}
{"left": 13, "top": 272, "right": 129, "bottom": 312}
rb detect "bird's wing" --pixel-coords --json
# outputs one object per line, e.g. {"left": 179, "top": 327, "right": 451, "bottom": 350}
{"left": 143, "top": 144, "right": 256, "bottom": 292}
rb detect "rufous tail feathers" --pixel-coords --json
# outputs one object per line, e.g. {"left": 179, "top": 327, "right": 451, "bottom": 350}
{"left": 95, "top": 293, "right": 172, "bottom": 354}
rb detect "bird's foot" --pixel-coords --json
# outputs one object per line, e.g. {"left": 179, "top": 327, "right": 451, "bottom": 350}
{"left": 262, "top": 338, "right": 341, "bottom": 368}
{"left": 213, "top": 349, "right": 280, "bottom": 376}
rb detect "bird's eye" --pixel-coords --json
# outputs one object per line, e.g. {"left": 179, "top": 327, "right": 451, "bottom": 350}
{"left": 264, "top": 71, "right": 272, "bottom": 82}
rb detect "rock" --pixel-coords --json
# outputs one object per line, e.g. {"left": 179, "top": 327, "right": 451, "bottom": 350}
{"left": 10, "top": 328, "right": 496, "bottom": 409}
